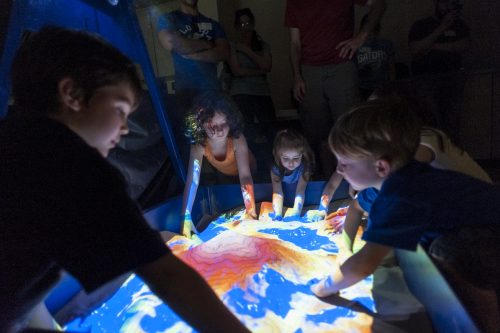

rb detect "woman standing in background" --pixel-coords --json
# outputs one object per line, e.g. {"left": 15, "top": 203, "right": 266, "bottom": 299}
{"left": 227, "top": 8, "right": 276, "bottom": 163}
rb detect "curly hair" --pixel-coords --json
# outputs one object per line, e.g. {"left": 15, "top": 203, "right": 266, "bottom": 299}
{"left": 272, "top": 128, "right": 315, "bottom": 181}
{"left": 184, "top": 91, "right": 244, "bottom": 145}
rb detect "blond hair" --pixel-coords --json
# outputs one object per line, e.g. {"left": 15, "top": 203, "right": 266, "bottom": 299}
{"left": 329, "top": 97, "right": 421, "bottom": 168}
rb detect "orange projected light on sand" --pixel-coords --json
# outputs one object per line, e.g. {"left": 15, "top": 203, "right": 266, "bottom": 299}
{"left": 66, "top": 204, "right": 423, "bottom": 333}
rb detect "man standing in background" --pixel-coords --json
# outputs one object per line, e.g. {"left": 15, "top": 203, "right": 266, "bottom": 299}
{"left": 409, "top": 0, "right": 469, "bottom": 145}
{"left": 285, "top": 0, "right": 386, "bottom": 177}
{"left": 157, "top": 0, "right": 229, "bottom": 162}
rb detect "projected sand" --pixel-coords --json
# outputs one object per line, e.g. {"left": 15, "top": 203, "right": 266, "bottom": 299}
{"left": 65, "top": 204, "right": 422, "bottom": 332}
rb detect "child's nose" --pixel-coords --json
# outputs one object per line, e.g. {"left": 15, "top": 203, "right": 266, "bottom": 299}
{"left": 120, "top": 120, "right": 129, "bottom": 135}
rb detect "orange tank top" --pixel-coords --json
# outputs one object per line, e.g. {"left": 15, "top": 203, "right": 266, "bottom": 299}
{"left": 203, "top": 138, "right": 238, "bottom": 176}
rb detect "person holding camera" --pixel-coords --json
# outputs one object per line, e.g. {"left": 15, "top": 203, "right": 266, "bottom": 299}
{"left": 408, "top": 0, "right": 469, "bottom": 145}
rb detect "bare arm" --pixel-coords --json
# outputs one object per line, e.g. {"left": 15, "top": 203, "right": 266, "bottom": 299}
{"left": 180, "top": 145, "right": 204, "bottom": 236}
{"left": 320, "top": 172, "right": 344, "bottom": 209}
{"left": 136, "top": 253, "right": 249, "bottom": 332}
{"left": 234, "top": 136, "right": 256, "bottom": 218}
{"left": 432, "top": 36, "right": 470, "bottom": 53}
{"left": 414, "top": 144, "right": 435, "bottom": 164}
{"left": 183, "top": 38, "right": 230, "bottom": 63}
{"left": 342, "top": 199, "right": 365, "bottom": 251}
{"left": 228, "top": 46, "right": 267, "bottom": 77}
{"left": 271, "top": 170, "right": 284, "bottom": 218}
{"left": 289, "top": 27, "right": 305, "bottom": 102}
{"left": 312, "top": 172, "right": 344, "bottom": 222}
{"left": 409, "top": 12, "right": 459, "bottom": 56}
{"left": 235, "top": 43, "right": 272, "bottom": 72}
{"left": 158, "top": 29, "right": 213, "bottom": 55}
{"left": 291, "top": 175, "right": 307, "bottom": 215}
{"left": 337, "top": 0, "right": 387, "bottom": 59}
{"left": 311, "top": 241, "right": 391, "bottom": 296}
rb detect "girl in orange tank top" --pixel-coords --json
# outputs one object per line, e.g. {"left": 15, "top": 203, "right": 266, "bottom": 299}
{"left": 180, "top": 91, "right": 257, "bottom": 239}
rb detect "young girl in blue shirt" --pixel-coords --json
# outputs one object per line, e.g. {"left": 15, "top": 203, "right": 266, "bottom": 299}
{"left": 270, "top": 129, "right": 315, "bottom": 220}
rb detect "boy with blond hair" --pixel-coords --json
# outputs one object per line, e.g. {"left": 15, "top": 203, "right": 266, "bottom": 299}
{"left": 311, "top": 98, "right": 500, "bottom": 332}
{"left": 0, "top": 26, "right": 248, "bottom": 333}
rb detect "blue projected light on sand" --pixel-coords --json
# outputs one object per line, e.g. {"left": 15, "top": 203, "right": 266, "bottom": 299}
{"left": 65, "top": 205, "right": 423, "bottom": 333}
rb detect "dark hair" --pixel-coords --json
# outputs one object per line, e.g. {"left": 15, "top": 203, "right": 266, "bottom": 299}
{"left": 184, "top": 91, "right": 243, "bottom": 145}
{"left": 10, "top": 26, "right": 142, "bottom": 116}
{"left": 272, "top": 128, "right": 315, "bottom": 181}
{"left": 329, "top": 97, "right": 422, "bottom": 169}
{"left": 234, "top": 8, "right": 263, "bottom": 52}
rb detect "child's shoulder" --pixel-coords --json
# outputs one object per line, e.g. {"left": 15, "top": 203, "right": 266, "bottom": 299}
{"left": 232, "top": 135, "right": 248, "bottom": 148}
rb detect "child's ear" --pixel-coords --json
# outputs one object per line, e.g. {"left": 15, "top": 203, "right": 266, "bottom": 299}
{"left": 375, "top": 159, "right": 391, "bottom": 178}
{"left": 58, "top": 78, "right": 82, "bottom": 112}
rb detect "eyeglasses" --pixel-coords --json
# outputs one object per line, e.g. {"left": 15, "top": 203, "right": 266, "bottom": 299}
{"left": 238, "top": 21, "right": 252, "bottom": 28}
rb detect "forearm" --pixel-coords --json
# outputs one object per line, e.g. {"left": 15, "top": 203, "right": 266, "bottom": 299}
{"left": 292, "top": 194, "right": 304, "bottom": 214}
{"left": 272, "top": 193, "right": 284, "bottom": 218}
{"left": 343, "top": 203, "right": 365, "bottom": 251}
{"left": 320, "top": 173, "right": 343, "bottom": 210}
{"left": 321, "top": 255, "right": 374, "bottom": 293}
{"left": 289, "top": 42, "right": 302, "bottom": 80}
{"left": 182, "top": 157, "right": 201, "bottom": 213}
{"left": 410, "top": 27, "right": 447, "bottom": 55}
{"left": 184, "top": 43, "right": 229, "bottom": 63}
{"left": 359, "top": 0, "right": 386, "bottom": 36}
{"left": 312, "top": 243, "right": 390, "bottom": 296}
{"left": 241, "top": 181, "right": 256, "bottom": 217}
{"left": 243, "top": 50, "right": 271, "bottom": 72}
{"left": 163, "top": 31, "right": 212, "bottom": 55}
{"left": 138, "top": 255, "right": 248, "bottom": 332}
{"left": 432, "top": 38, "right": 469, "bottom": 53}
{"left": 292, "top": 178, "right": 307, "bottom": 213}
{"left": 271, "top": 173, "right": 284, "bottom": 218}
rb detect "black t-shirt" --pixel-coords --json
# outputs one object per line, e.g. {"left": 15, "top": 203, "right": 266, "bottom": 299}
{"left": 408, "top": 16, "right": 469, "bottom": 76}
{"left": 0, "top": 115, "right": 169, "bottom": 331}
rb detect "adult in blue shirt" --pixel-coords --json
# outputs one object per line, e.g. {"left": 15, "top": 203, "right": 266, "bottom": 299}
{"left": 157, "top": 0, "right": 229, "bottom": 162}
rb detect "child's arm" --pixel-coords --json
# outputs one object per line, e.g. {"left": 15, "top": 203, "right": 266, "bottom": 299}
{"left": 313, "top": 171, "right": 344, "bottom": 221}
{"left": 180, "top": 145, "right": 204, "bottom": 237}
{"left": 234, "top": 136, "right": 257, "bottom": 219}
{"left": 341, "top": 199, "right": 365, "bottom": 251}
{"left": 311, "top": 242, "right": 391, "bottom": 297}
{"left": 290, "top": 175, "right": 307, "bottom": 217}
{"left": 270, "top": 170, "right": 284, "bottom": 220}
{"left": 414, "top": 144, "right": 435, "bottom": 164}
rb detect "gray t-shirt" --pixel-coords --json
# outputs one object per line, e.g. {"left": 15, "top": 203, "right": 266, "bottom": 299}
{"left": 229, "top": 41, "right": 271, "bottom": 96}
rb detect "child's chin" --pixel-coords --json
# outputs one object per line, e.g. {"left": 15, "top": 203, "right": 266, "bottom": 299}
{"left": 351, "top": 183, "right": 367, "bottom": 191}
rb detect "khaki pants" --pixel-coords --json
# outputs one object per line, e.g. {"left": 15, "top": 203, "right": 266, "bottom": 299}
{"left": 299, "top": 61, "right": 360, "bottom": 145}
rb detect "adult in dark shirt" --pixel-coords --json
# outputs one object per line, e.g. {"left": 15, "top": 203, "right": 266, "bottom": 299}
{"left": 408, "top": 0, "right": 469, "bottom": 144}
{"left": 356, "top": 14, "right": 395, "bottom": 101}
{"left": 0, "top": 26, "right": 248, "bottom": 333}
